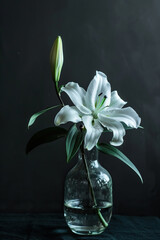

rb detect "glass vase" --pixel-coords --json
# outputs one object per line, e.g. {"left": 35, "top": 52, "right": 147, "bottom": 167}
{"left": 64, "top": 147, "right": 113, "bottom": 235}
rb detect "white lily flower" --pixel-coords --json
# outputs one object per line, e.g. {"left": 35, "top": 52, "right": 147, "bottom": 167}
{"left": 54, "top": 71, "right": 141, "bottom": 150}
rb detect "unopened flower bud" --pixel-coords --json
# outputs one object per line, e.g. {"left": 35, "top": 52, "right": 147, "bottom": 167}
{"left": 50, "top": 36, "right": 64, "bottom": 82}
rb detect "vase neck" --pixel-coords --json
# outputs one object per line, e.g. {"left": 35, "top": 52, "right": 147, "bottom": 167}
{"left": 78, "top": 147, "right": 99, "bottom": 167}
{"left": 85, "top": 147, "right": 98, "bottom": 161}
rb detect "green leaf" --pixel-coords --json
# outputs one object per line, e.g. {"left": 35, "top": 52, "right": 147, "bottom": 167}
{"left": 28, "top": 104, "right": 62, "bottom": 128}
{"left": 121, "top": 123, "right": 144, "bottom": 130}
{"left": 26, "top": 127, "right": 67, "bottom": 154}
{"left": 103, "top": 124, "right": 143, "bottom": 132}
{"left": 66, "top": 125, "right": 85, "bottom": 163}
{"left": 122, "top": 125, "right": 144, "bottom": 130}
{"left": 96, "top": 143, "right": 143, "bottom": 183}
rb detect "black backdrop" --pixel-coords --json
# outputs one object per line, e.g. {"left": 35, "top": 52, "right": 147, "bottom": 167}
{"left": 0, "top": 0, "right": 160, "bottom": 216}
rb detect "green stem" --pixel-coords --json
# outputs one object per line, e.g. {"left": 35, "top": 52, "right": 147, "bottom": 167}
{"left": 80, "top": 143, "right": 108, "bottom": 228}
{"left": 55, "top": 82, "right": 64, "bottom": 106}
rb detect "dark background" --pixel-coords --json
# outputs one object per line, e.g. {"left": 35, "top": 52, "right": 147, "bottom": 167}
{"left": 0, "top": 0, "right": 160, "bottom": 216}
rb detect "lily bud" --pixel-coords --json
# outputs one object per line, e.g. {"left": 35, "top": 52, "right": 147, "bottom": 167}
{"left": 50, "top": 36, "right": 64, "bottom": 82}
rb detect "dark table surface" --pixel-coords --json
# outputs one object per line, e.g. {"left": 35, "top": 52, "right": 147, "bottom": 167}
{"left": 0, "top": 213, "right": 160, "bottom": 240}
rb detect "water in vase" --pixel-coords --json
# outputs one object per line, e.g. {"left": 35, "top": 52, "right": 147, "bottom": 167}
{"left": 64, "top": 199, "right": 112, "bottom": 235}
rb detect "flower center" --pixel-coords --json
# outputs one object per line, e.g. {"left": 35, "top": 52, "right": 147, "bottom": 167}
{"left": 95, "top": 93, "right": 107, "bottom": 110}
{"left": 92, "top": 111, "right": 98, "bottom": 119}
{"left": 93, "top": 94, "right": 107, "bottom": 118}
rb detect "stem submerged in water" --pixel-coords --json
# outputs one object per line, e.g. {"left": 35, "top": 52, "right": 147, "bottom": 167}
{"left": 80, "top": 143, "right": 108, "bottom": 228}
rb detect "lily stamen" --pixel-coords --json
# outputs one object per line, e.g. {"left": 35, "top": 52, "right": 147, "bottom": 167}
{"left": 97, "top": 95, "right": 107, "bottom": 110}
{"left": 99, "top": 105, "right": 108, "bottom": 112}
{"left": 95, "top": 93, "right": 103, "bottom": 107}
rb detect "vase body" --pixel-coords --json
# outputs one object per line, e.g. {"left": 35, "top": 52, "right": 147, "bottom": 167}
{"left": 64, "top": 147, "right": 112, "bottom": 235}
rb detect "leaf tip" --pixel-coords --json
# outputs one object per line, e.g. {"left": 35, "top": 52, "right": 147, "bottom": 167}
{"left": 28, "top": 117, "right": 35, "bottom": 129}
{"left": 140, "top": 176, "right": 144, "bottom": 184}
{"left": 28, "top": 121, "right": 31, "bottom": 129}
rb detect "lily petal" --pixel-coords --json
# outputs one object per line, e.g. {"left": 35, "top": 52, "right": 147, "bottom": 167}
{"left": 85, "top": 71, "right": 111, "bottom": 111}
{"left": 98, "top": 113, "right": 126, "bottom": 146}
{"left": 82, "top": 115, "right": 103, "bottom": 150}
{"left": 110, "top": 91, "right": 127, "bottom": 109}
{"left": 61, "top": 82, "right": 91, "bottom": 114}
{"left": 54, "top": 105, "right": 81, "bottom": 126}
{"left": 101, "top": 107, "right": 141, "bottom": 129}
